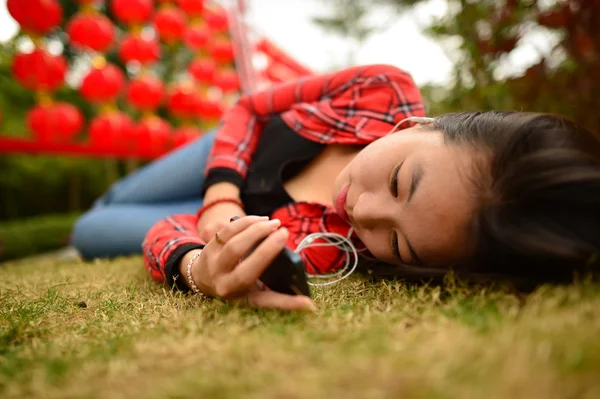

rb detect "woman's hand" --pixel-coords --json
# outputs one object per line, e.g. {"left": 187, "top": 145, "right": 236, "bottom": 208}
{"left": 197, "top": 201, "right": 246, "bottom": 243}
{"left": 186, "top": 216, "right": 316, "bottom": 312}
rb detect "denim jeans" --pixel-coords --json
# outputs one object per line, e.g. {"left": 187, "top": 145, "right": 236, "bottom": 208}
{"left": 71, "top": 131, "right": 216, "bottom": 259}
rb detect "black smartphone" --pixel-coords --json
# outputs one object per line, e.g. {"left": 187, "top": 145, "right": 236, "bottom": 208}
{"left": 230, "top": 216, "right": 310, "bottom": 297}
{"left": 259, "top": 247, "right": 311, "bottom": 298}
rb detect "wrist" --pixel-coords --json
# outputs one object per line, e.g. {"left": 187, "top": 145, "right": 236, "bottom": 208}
{"left": 204, "top": 182, "right": 241, "bottom": 202}
{"left": 179, "top": 249, "right": 210, "bottom": 295}
{"left": 196, "top": 198, "right": 244, "bottom": 221}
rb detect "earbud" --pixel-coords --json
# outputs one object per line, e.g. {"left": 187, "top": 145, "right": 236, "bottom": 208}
{"left": 295, "top": 227, "right": 360, "bottom": 286}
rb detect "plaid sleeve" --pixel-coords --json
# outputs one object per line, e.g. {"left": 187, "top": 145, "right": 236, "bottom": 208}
{"left": 282, "top": 64, "right": 426, "bottom": 144}
{"left": 142, "top": 214, "right": 206, "bottom": 288}
{"left": 203, "top": 64, "right": 407, "bottom": 181}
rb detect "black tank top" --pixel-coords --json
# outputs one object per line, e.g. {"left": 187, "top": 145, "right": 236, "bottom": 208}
{"left": 241, "top": 116, "right": 325, "bottom": 216}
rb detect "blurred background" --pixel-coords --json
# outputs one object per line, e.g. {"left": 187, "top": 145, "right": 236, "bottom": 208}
{"left": 0, "top": 0, "right": 597, "bottom": 261}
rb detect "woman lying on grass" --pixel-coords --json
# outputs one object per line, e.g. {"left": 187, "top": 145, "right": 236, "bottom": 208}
{"left": 72, "top": 64, "right": 600, "bottom": 311}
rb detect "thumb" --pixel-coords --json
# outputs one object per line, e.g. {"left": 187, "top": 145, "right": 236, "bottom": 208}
{"left": 247, "top": 290, "right": 317, "bottom": 312}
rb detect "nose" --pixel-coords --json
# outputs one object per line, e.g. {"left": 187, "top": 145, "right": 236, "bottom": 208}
{"left": 351, "top": 191, "right": 396, "bottom": 230}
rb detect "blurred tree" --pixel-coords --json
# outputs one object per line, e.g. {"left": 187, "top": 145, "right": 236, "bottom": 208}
{"left": 314, "top": 0, "right": 600, "bottom": 134}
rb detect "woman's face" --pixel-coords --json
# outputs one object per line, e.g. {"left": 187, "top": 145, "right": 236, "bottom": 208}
{"left": 332, "top": 125, "right": 481, "bottom": 268}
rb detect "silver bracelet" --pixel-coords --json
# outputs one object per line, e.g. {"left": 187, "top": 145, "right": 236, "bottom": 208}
{"left": 186, "top": 250, "right": 204, "bottom": 295}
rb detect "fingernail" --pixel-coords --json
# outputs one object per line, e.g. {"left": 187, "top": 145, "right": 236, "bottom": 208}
{"left": 230, "top": 216, "right": 241, "bottom": 222}
{"left": 274, "top": 227, "right": 289, "bottom": 244}
{"left": 267, "top": 219, "right": 281, "bottom": 227}
{"left": 259, "top": 216, "right": 270, "bottom": 220}
{"left": 305, "top": 299, "right": 317, "bottom": 312}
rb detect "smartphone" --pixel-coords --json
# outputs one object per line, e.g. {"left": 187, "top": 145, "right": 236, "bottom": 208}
{"left": 230, "top": 216, "right": 310, "bottom": 297}
{"left": 259, "top": 247, "right": 311, "bottom": 298}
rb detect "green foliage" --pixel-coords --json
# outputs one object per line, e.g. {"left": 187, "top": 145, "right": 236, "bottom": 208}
{"left": 314, "top": 0, "right": 600, "bottom": 133}
{"left": 0, "top": 213, "right": 80, "bottom": 261}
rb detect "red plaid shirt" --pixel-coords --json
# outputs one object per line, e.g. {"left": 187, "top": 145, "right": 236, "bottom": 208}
{"left": 143, "top": 64, "right": 425, "bottom": 284}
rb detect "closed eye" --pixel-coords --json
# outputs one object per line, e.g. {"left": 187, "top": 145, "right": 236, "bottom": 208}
{"left": 391, "top": 231, "right": 402, "bottom": 263}
{"left": 389, "top": 163, "right": 402, "bottom": 198}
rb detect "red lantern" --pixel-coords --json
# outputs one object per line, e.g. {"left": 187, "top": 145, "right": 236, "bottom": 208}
{"left": 173, "top": 126, "right": 201, "bottom": 148}
{"left": 89, "top": 111, "right": 135, "bottom": 150}
{"left": 12, "top": 49, "right": 67, "bottom": 92}
{"left": 154, "top": 6, "right": 187, "bottom": 44}
{"left": 167, "top": 84, "right": 203, "bottom": 119}
{"left": 7, "top": 0, "right": 63, "bottom": 36}
{"left": 80, "top": 63, "right": 125, "bottom": 104}
{"left": 126, "top": 74, "right": 165, "bottom": 112}
{"left": 188, "top": 58, "right": 216, "bottom": 83}
{"left": 27, "top": 102, "right": 84, "bottom": 143}
{"left": 135, "top": 116, "right": 172, "bottom": 154}
{"left": 67, "top": 13, "right": 115, "bottom": 52}
{"left": 209, "top": 38, "right": 235, "bottom": 64}
{"left": 214, "top": 69, "right": 240, "bottom": 93}
{"left": 197, "top": 98, "right": 224, "bottom": 120}
{"left": 183, "top": 22, "right": 210, "bottom": 50}
{"left": 111, "top": 0, "right": 154, "bottom": 26}
{"left": 205, "top": 8, "right": 229, "bottom": 32}
{"left": 177, "top": 0, "right": 204, "bottom": 17}
{"left": 119, "top": 34, "right": 161, "bottom": 65}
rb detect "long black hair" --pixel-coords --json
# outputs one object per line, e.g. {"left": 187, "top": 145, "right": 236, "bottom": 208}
{"left": 365, "top": 111, "right": 600, "bottom": 288}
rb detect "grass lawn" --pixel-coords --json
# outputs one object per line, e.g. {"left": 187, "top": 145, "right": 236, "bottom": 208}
{"left": 1, "top": 256, "right": 600, "bottom": 399}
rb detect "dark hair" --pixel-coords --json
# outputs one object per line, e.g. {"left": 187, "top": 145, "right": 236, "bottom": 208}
{"left": 365, "top": 111, "right": 600, "bottom": 288}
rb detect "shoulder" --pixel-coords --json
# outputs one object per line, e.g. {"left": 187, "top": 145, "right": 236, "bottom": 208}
{"left": 348, "top": 64, "right": 417, "bottom": 85}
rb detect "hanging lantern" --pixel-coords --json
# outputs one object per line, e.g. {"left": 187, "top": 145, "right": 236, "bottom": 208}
{"left": 188, "top": 57, "right": 216, "bottom": 84}
{"left": 173, "top": 126, "right": 201, "bottom": 148}
{"left": 208, "top": 38, "right": 235, "bottom": 64}
{"left": 176, "top": 0, "right": 204, "bottom": 17}
{"left": 134, "top": 116, "right": 172, "bottom": 155}
{"left": 111, "top": 0, "right": 154, "bottom": 26}
{"left": 167, "top": 83, "right": 202, "bottom": 119}
{"left": 12, "top": 49, "right": 67, "bottom": 93}
{"left": 126, "top": 74, "right": 165, "bottom": 112}
{"left": 27, "top": 102, "right": 84, "bottom": 143}
{"left": 89, "top": 111, "right": 135, "bottom": 150}
{"left": 183, "top": 21, "right": 210, "bottom": 51}
{"left": 214, "top": 68, "right": 240, "bottom": 93}
{"left": 205, "top": 8, "right": 229, "bottom": 32}
{"left": 197, "top": 98, "right": 224, "bottom": 120}
{"left": 154, "top": 5, "right": 187, "bottom": 45}
{"left": 67, "top": 13, "right": 115, "bottom": 52}
{"left": 80, "top": 63, "right": 125, "bottom": 104}
{"left": 7, "top": 0, "right": 63, "bottom": 36}
{"left": 119, "top": 34, "right": 161, "bottom": 65}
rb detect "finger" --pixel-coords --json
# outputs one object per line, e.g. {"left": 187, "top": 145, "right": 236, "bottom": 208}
{"left": 206, "top": 215, "right": 269, "bottom": 247}
{"left": 247, "top": 290, "right": 316, "bottom": 312}
{"left": 214, "top": 227, "right": 288, "bottom": 296}
{"left": 201, "top": 221, "right": 226, "bottom": 242}
{"left": 218, "top": 219, "right": 283, "bottom": 266}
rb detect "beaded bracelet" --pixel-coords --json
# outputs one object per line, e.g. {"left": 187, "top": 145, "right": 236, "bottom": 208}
{"left": 186, "top": 250, "right": 205, "bottom": 295}
{"left": 196, "top": 198, "right": 244, "bottom": 220}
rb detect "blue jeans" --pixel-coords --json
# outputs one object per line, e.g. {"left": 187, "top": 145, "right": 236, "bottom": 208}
{"left": 71, "top": 131, "right": 216, "bottom": 259}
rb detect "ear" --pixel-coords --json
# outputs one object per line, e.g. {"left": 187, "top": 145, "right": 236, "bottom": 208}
{"left": 389, "top": 117, "right": 435, "bottom": 134}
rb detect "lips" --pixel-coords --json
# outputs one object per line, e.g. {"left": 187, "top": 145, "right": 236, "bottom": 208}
{"left": 335, "top": 184, "right": 350, "bottom": 222}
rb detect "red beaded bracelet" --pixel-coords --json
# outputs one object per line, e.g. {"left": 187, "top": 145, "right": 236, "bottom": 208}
{"left": 196, "top": 198, "right": 244, "bottom": 220}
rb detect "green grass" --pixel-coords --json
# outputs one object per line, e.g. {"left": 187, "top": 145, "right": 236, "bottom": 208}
{"left": 1, "top": 256, "right": 600, "bottom": 399}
